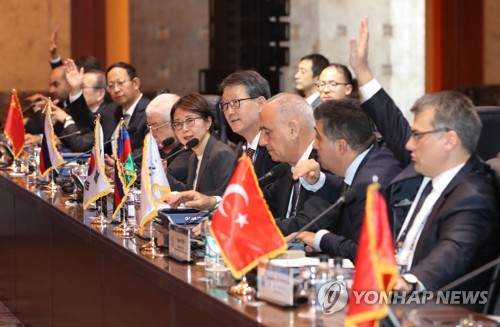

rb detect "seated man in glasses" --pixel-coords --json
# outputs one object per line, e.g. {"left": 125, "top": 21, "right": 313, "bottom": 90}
{"left": 349, "top": 17, "right": 498, "bottom": 294}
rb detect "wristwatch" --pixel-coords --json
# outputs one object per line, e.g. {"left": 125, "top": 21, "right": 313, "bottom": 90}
{"left": 403, "top": 273, "right": 418, "bottom": 292}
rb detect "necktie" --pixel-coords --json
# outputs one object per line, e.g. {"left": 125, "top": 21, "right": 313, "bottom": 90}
{"left": 123, "top": 114, "right": 131, "bottom": 127}
{"left": 341, "top": 180, "right": 350, "bottom": 193}
{"left": 396, "top": 180, "right": 433, "bottom": 248}
{"left": 245, "top": 147, "right": 255, "bottom": 161}
{"left": 290, "top": 179, "right": 300, "bottom": 217}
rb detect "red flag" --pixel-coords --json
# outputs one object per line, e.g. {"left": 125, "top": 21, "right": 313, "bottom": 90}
{"left": 3, "top": 90, "right": 25, "bottom": 159}
{"left": 210, "top": 155, "right": 287, "bottom": 279}
{"left": 346, "top": 183, "right": 399, "bottom": 327}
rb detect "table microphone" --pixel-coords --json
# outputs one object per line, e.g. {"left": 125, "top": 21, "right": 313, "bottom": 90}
{"left": 164, "top": 138, "right": 199, "bottom": 161}
{"left": 159, "top": 137, "right": 175, "bottom": 150}
{"left": 22, "top": 97, "right": 44, "bottom": 113}
{"left": 0, "top": 98, "right": 43, "bottom": 131}
{"left": 258, "top": 163, "right": 289, "bottom": 187}
{"left": 438, "top": 256, "right": 500, "bottom": 292}
{"left": 290, "top": 188, "right": 357, "bottom": 243}
{"left": 58, "top": 130, "right": 82, "bottom": 140}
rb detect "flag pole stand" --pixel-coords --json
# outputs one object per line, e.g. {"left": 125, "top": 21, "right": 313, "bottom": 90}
{"left": 42, "top": 170, "right": 61, "bottom": 192}
{"left": 90, "top": 197, "right": 111, "bottom": 228}
{"left": 229, "top": 275, "right": 255, "bottom": 297}
{"left": 113, "top": 207, "right": 133, "bottom": 238}
{"left": 139, "top": 220, "right": 164, "bottom": 257}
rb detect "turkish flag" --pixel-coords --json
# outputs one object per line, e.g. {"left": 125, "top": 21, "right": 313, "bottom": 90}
{"left": 211, "top": 155, "right": 287, "bottom": 279}
{"left": 3, "top": 90, "right": 25, "bottom": 159}
{"left": 346, "top": 183, "right": 399, "bottom": 327}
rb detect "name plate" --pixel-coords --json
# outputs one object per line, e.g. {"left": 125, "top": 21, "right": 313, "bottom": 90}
{"left": 257, "top": 262, "right": 294, "bottom": 306}
{"left": 168, "top": 224, "right": 191, "bottom": 262}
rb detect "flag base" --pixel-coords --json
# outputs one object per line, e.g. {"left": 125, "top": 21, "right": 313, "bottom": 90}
{"left": 113, "top": 222, "right": 134, "bottom": 238}
{"left": 229, "top": 276, "right": 256, "bottom": 297}
{"left": 42, "top": 180, "right": 61, "bottom": 193}
{"left": 139, "top": 238, "right": 165, "bottom": 258}
{"left": 90, "top": 212, "right": 111, "bottom": 228}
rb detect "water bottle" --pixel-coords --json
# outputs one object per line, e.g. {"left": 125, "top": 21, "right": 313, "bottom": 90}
{"left": 126, "top": 191, "right": 136, "bottom": 231}
{"left": 76, "top": 160, "right": 88, "bottom": 182}
{"left": 203, "top": 220, "right": 227, "bottom": 272}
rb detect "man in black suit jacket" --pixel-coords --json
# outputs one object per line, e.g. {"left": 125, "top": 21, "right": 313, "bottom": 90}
{"left": 24, "top": 66, "right": 72, "bottom": 144}
{"left": 293, "top": 99, "right": 403, "bottom": 260}
{"left": 349, "top": 17, "right": 498, "bottom": 292}
{"left": 102, "top": 62, "right": 150, "bottom": 161}
{"left": 219, "top": 70, "right": 277, "bottom": 178}
{"left": 259, "top": 93, "right": 333, "bottom": 226}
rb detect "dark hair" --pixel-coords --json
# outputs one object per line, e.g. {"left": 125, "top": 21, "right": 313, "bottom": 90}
{"left": 325, "top": 63, "right": 354, "bottom": 85}
{"left": 171, "top": 93, "right": 216, "bottom": 133}
{"left": 410, "top": 91, "right": 481, "bottom": 153}
{"left": 105, "top": 62, "right": 139, "bottom": 79}
{"left": 86, "top": 69, "right": 106, "bottom": 89}
{"left": 75, "top": 55, "right": 101, "bottom": 73}
{"left": 218, "top": 70, "right": 271, "bottom": 99}
{"left": 314, "top": 98, "right": 375, "bottom": 153}
{"left": 300, "top": 54, "right": 330, "bottom": 77}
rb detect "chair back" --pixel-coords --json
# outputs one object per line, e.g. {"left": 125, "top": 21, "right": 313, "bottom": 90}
{"left": 476, "top": 106, "right": 500, "bottom": 160}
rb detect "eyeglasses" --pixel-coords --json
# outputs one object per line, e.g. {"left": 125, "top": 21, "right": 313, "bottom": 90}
{"left": 147, "top": 121, "right": 170, "bottom": 131}
{"left": 316, "top": 80, "right": 349, "bottom": 90}
{"left": 219, "top": 97, "right": 258, "bottom": 111}
{"left": 410, "top": 128, "right": 450, "bottom": 142}
{"left": 106, "top": 79, "right": 131, "bottom": 92}
{"left": 171, "top": 117, "right": 203, "bottom": 131}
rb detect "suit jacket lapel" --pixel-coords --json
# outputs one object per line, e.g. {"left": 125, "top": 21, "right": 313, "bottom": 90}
{"left": 186, "top": 154, "right": 198, "bottom": 189}
{"left": 195, "top": 135, "right": 216, "bottom": 190}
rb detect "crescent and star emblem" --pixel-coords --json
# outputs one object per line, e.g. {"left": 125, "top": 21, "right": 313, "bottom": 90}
{"left": 218, "top": 184, "right": 249, "bottom": 228}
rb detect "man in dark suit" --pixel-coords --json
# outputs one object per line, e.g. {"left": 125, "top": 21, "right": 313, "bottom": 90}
{"left": 294, "top": 54, "right": 329, "bottom": 109}
{"left": 24, "top": 66, "right": 72, "bottom": 144}
{"left": 219, "top": 70, "right": 277, "bottom": 178}
{"left": 102, "top": 62, "right": 150, "bottom": 161}
{"left": 293, "top": 99, "right": 403, "bottom": 260}
{"left": 259, "top": 93, "right": 332, "bottom": 226}
{"left": 350, "top": 17, "right": 498, "bottom": 292}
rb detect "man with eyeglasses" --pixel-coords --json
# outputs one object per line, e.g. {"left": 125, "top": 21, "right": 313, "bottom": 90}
{"left": 101, "top": 62, "right": 150, "bottom": 158}
{"left": 294, "top": 54, "right": 329, "bottom": 109}
{"left": 351, "top": 17, "right": 498, "bottom": 294}
{"left": 317, "top": 63, "right": 355, "bottom": 103}
{"left": 218, "top": 70, "right": 277, "bottom": 177}
{"left": 145, "top": 93, "right": 191, "bottom": 184}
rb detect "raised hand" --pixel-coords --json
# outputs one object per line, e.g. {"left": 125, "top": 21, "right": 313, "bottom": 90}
{"left": 49, "top": 26, "right": 60, "bottom": 61}
{"left": 64, "top": 59, "right": 84, "bottom": 94}
{"left": 349, "top": 16, "right": 373, "bottom": 86}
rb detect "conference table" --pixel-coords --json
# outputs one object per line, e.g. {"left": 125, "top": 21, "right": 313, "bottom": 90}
{"left": 0, "top": 172, "right": 496, "bottom": 326}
